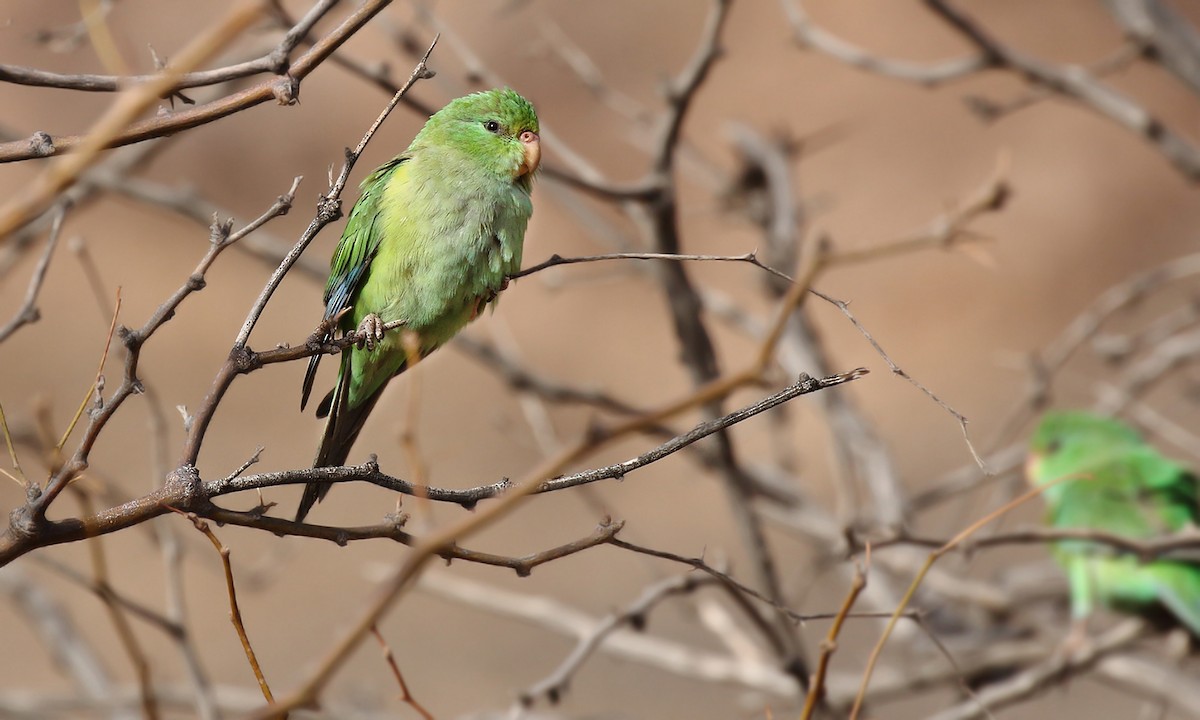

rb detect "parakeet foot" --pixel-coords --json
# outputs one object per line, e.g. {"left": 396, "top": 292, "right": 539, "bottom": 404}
{"left": 356, "top": 313, "right": 385, "bottom": 351}
{"left": 1058, "top": 618, "right": 1093, "bottom": 660}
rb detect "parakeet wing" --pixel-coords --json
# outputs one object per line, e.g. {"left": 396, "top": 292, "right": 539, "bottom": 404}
{"left": 300, "top": 158, "right": 405, "bottom": 411}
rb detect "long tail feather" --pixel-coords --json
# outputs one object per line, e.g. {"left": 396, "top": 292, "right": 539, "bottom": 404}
{"left": 296, "top": 357, "right": 393, "bottom": 522}
{"left": 1152, "top": 563, "right": 1200, "bottom": 638}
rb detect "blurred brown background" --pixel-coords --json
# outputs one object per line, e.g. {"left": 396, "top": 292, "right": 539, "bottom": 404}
{"left": 2, "top": 1, "right": 1200, "bottom": 718}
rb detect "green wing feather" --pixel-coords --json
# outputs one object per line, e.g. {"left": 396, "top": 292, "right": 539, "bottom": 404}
{"left": 300, "top": 158, "right": 404, "bottom": 413}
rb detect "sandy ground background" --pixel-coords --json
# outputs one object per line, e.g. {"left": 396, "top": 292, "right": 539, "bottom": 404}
{"left": 2, "top": 1, "right": 1200, "bottom": 718}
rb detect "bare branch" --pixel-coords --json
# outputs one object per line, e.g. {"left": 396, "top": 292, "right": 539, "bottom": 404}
{"left": 0, "top": 0, "right": 338, "bottom": 94}
{"left": 0, "top": 202, "right": 67, "bottom": 343}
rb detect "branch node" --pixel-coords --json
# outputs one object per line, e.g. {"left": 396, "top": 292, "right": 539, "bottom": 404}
{"left": 117, "top": 325, "right": 140, "bottom": 349}
{"left": 229, "top": 345, "right": 259, "bottom": 374}
{"left": 316, "top": 195, "right": 342, "bottom": 224}
{"left": 186, "top": 273, "right": 207, "bottom": 292}
{"left": 27, "top": 131, "right": 55, "bottom": 156}
{"left": 266, "top": 47, "right": 290, "bottom": 76}
{"left": 165, "top": 464, "right": 202, "bottom": 507}
{"left": 271, "top": 74, "right": 300, "bottom": 105}
{"left": 7, "top": 503, "right": 40, "bottom": 541}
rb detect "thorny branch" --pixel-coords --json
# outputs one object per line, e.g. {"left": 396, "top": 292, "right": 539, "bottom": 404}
{"left": 0, "top": 371, "right": 864, "bottom": 566}
{"left": 0, "top": 0, "right": 405, "bottom": 168}
{"left": 0, "top": 0, "right": 337, "bottom": 95}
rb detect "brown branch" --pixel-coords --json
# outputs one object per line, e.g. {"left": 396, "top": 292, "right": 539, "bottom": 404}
{"left": 519, "top": 573, "right": 720, "bottom": 708}
{"left": 874, "top": 524, "right": 1200, "bottom": 562}
{"left": 371, "top": 627, "right": 434, "bottom": 720}
{"left": 926, "top": 620, "right": 1148, "bottom": 720}
{"left": 19, "top": 178, "right": 300, "bottom": 524}
{"left": 0, "top": 202, "right": 67, "bottom": 343}
{"left": 510, "top": 250, "right": 795, "bottom": 284}
{"left": 229, "top": 371, "right": 864, "bottom": 718}
{"left": 1103, "top": 0, "right": 1200, "bottom": 94}
{"left": 802, "top": 549, "right": 869, "bottom": 720}
{"left": 0, "top": 0, "right": 270, "bottom": 241}
{"left": 0, "top": 370, "right": 861, "bottom": 567}
{"left": 925, "top": 0, "right": 1200, "bottom": 180}
{"left": 0, "top": 0, "right": 337, "bottom": 94}
{"left": 172, "top": 509, "right": 275, "bottom": 707}
{"left": 0, "top": 0, "right": 400, "bottom": 168}
{"left": 824, "top": 157, "right": 1009, "bottom": 269}
{"left": 812, "top": 286, "right": 987, "bottom": 471}
{"left": 416, "top": 570, "right": 798, "bottom": 699}
{"left": 785, "top": 0, "right": 1200, "bottom": 180}
{"left": 782, "top": 0, "right": 987, "bottom": 85}
{"left": 202, "top": 372, "right": 865, "bottom": 507}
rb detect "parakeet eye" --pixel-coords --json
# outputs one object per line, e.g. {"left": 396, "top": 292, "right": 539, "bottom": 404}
{"left": 484, "top": 120, "right": 501, "bottom": 133}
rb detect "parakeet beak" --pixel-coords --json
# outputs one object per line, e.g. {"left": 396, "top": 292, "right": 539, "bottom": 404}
{"left": 518, "top": 130, "right": 541, "bottom": 178}
{"left": 1025, "top": 452, "right": 1043, "bottom": 485}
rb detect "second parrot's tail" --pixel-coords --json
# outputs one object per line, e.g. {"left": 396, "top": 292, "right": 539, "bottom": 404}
{"left": 295, "top": 365, "right": 389, "bottom": 523}
{"left": 1151, "top": 562, "right": 1200, "bottom": 638}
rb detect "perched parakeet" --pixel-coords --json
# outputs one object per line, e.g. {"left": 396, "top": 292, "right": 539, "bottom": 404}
{"left": 1027, "top": 411, "right": 1200, "bottom": 637}
{"left": 297, "top": 88, "right": 541, "bottom": 522}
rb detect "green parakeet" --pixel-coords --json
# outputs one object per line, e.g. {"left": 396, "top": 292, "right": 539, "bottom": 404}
{"left": 297, "top": 88, "right": 541, "bottom": 522}
{"left": 1027, "top": 411, "right": 1200, "bottom": 636}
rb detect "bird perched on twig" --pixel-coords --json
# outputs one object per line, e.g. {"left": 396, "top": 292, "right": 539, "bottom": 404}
{"left": 297, "top": 89, "right": 541, "bottom": 522}
{"left": 1027, "top": 411, "right": 1200, "bottom": 640}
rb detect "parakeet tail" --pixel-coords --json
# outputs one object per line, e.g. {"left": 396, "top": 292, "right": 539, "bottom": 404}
{"left": 295, "top": 363, "right": 393, "bottom": 523}
{"left": 1150, "top": 562, "right": 1200, "bottom": 638}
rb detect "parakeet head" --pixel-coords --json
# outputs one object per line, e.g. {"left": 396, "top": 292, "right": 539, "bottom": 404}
{"left": 1026, "top": 411, "right": 1143, "bottom": 488}
{"left": 411, "top": 88, "right": 541, "bottom": 188}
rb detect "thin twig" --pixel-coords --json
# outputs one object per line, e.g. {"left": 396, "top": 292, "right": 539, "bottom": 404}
{"left": 511, "top": 250, "right": 795, "bottom": 283}
{"left": 370, "top": 627, "right": 434, "bottom": 720}
{"left": 802, "top": 547, "right": 869, "bottom": 719}
{"left": 170, "top": 508, "right": 275, "bottom": 706}
{"left": 0, "top": 202, "right": 67, "bottom": 343}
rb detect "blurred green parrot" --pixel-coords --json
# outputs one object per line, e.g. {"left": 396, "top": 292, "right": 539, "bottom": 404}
{"left": 1027, "top": 411, "right": 1200, "bottom": 637}
{"left": 297, "top": 89, "right": 540, "bottom": 522}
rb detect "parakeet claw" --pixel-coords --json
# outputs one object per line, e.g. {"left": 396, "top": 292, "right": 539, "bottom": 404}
{"left": 356, "top": 313, "right": 385, "bottom": 351}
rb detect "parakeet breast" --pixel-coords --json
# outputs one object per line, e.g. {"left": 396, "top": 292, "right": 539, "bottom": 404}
{"left": 363, "top": 150, "right": 530, "bottom": 349}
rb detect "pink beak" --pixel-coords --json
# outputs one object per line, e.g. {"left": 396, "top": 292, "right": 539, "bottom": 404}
{"left": 518, "top": 130, "right": 541, "bottom": 177}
